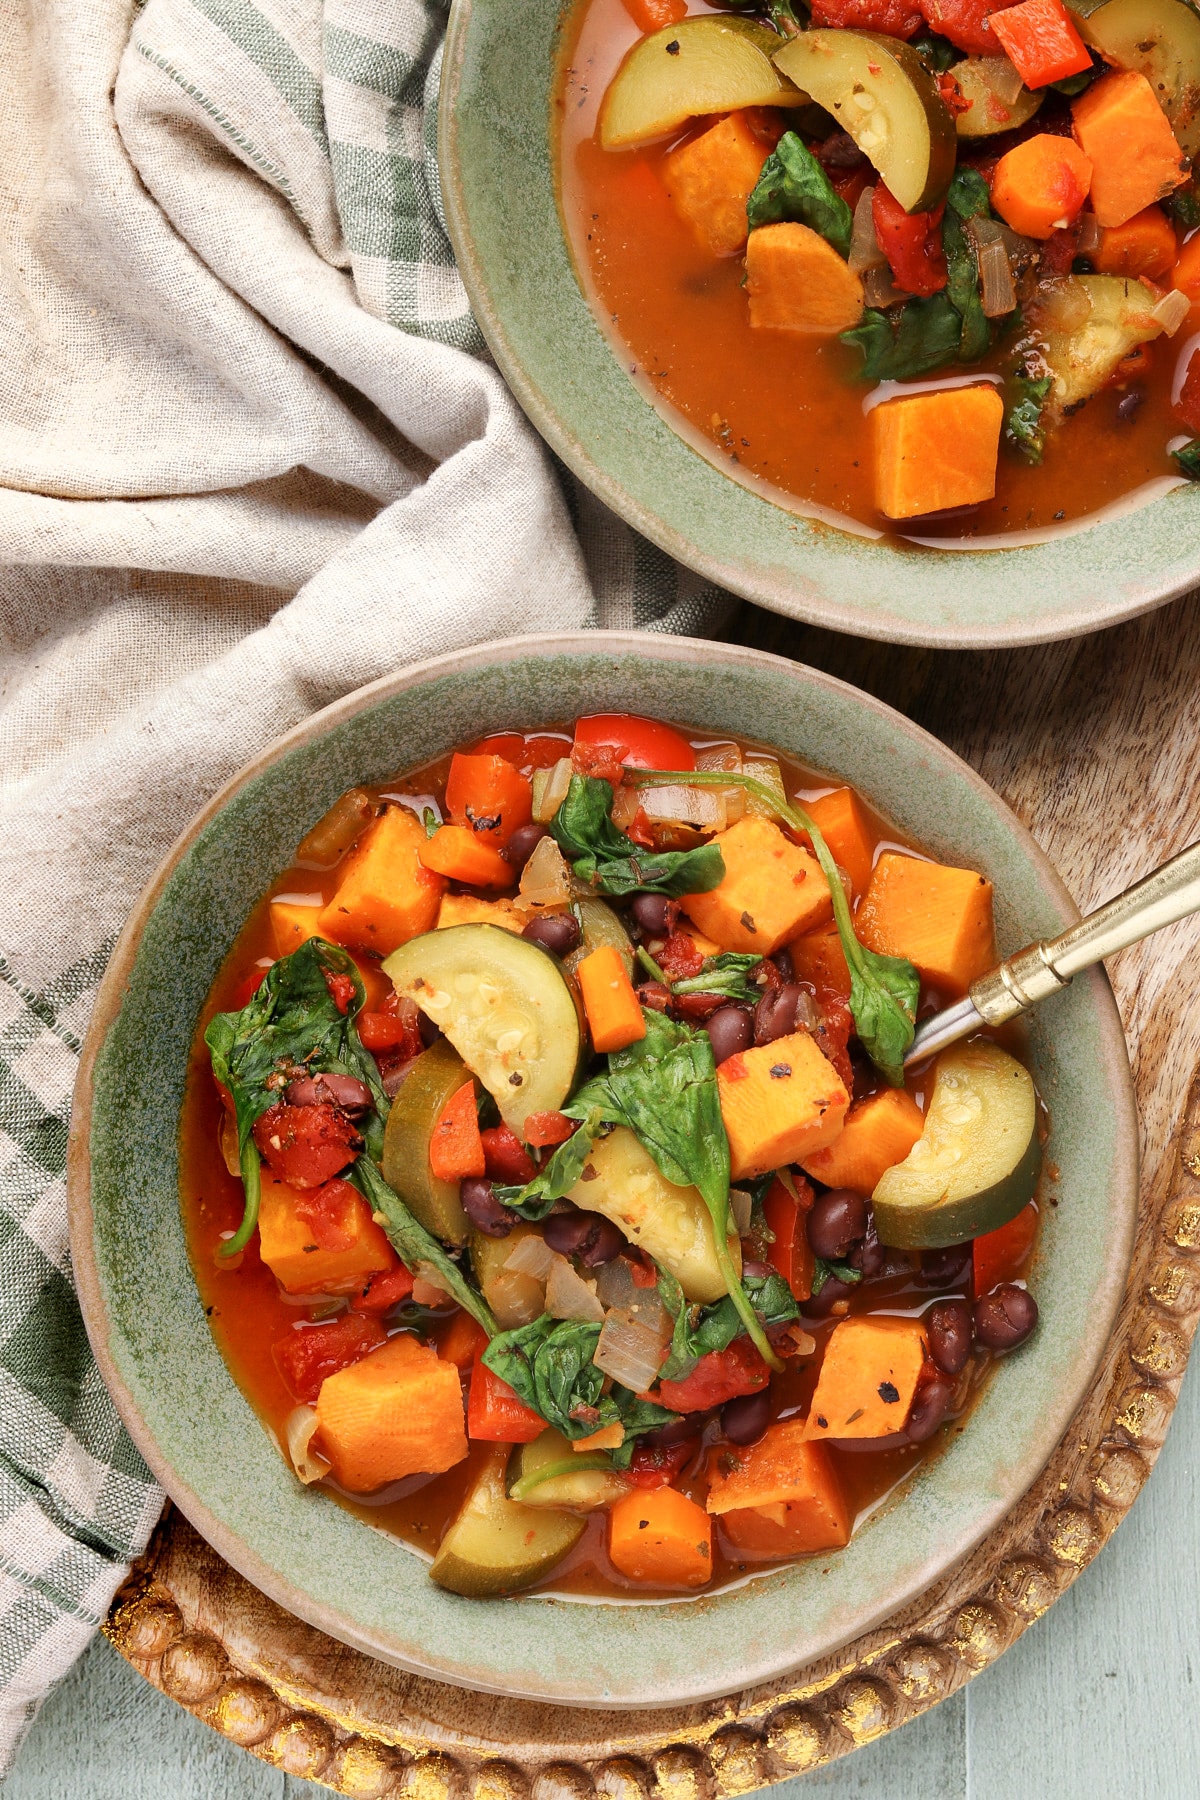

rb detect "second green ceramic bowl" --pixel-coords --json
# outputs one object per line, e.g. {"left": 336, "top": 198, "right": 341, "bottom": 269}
{"left": 69, "top": 635, "right": 1138, "bottom": 1707}
{"left": 440, "top": 0, "right": 1200, "bottom": 648}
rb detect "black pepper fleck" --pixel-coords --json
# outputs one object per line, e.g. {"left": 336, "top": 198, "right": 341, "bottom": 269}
{"left": 769, "top": 1063, "right": 791, "bottom": 1079}
{"left": 665, "top": 37, "right": 680, "bottom": 52}
{"left": 878, "top": 1380, "right": 900, "bottom": 1404}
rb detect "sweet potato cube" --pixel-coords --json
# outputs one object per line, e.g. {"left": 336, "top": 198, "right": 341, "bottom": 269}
{"left": 608, "top": 1486, "right": 713, "bottom": 1587}
{"left": 318, "top": 806, "right": 444, "bottom": 956}
{"left": 805, "top": 787, "right": 876, "bottom": 898}
{"left": 269, "top": 894, "right": 326, "bottom": 959}
{"left": 803, "top": 1316, "right": 928, "bottom": 1443}
{"left": 1073, "top": 70, "right": 1186, "bottom": 229}
{"left": 257, "top": 1171, "right": 394, "bottom": 1295}
{"left": 856, "top": 851, "right": 995, "bottom": 996}
{"left": 665, "top": 112, "right": 771, "bottom": 256}
{"left": 873, "top": 385, "right": 1004, "bottom": 522}
{"left": 436, "top": 893, "right": 523, "bottom": 934}
{"left": 706, "top": 1418, "right": 851, "bottom": 1555}
{"left": 315, "top": 1332, "right": 468, "bottom": 1492}
{"left": 788, "top": 921, "right": 850, "bottom": 1002}
{"left": 718, "top": 1029, "right": 849, "bottom": 1180}
{"left": 746, "top": 222, "right": 864, "bottom": 334}
{"left": 681, "top": 816, "right": 832, "bottom": 955}
{"left": 800, "top": 1087, "right": 924, "bottom": 1194}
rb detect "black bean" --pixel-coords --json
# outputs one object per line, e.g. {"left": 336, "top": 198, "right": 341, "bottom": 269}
{"left": 418, "top": 1011, "right": 441, "bottom": 1048}
{"left": 503, "top": 823, "right": 547, "bottom": 870}
{"left": 630, "top": 893, "right": 676, "bottom": 936}
{"left": 905, "top": 1377, "right": 954, "bottom": 1443}
{"left": 771, "top": 946, "right": 795, "bottom": 984}
{"left": 741, "top": 1260, "right": 772, "bottom": 1280}
{"left": 754, "top": 983, "right": 803, "bottom": 1045}
{"left": 382, "top": 1057, "right": 418, "bottom": 1099}
{"left": 806, "top": 1188, "right": 868, "bottom": 1260}
{"left": 1116, "top": 389, "right": 1144, "bottom": 423}
{"left": 543, "top": 1206, "right": 626, "bottom": 1266}
{"left": 802, "top": 1274, "right": 856, "bottom": 1318}
{"left": 460, "top": 1178, "right": 516, "bottom": 1238}
{"left": 706, "top": 1005, "right": 754, "bottom": 1064}
{"left": 917, "top": 1244, "right": 974, "bottom": 1290}
{"left": 821, "top": 129, "right": 867, "bottom": 168}
{"left": 927, "top": 1298, "right": 973, "bottom": 1375}
{"left": 640, "top": 1416, "right": 701, "bottom": 1448}
{"left": 722, "top": 1390, "right": 771, "bottom": 1445}
{"left": 578, "top": 1215, "right": 626, "bottom": 1267}
{"left": 285, "top": 1072, "right": 373, "bottom": 1113}
{"left": 847, "top": 1217, "right": 886, "bottom": 1279}
{"left": 522, "top": 913, "right": 581, "bottom": 957}
{"left": 973, "top": 1284, "right": 1039, "bottom": 1350}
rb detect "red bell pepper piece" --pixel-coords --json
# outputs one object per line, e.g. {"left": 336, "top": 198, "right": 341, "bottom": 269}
{"left": 481, "top": 1124, "right": 537, "bottom": 1185}
{"left": 467, "top": 1351, "right": 546, "bottom": 1442}
{"left": 763, "top": 1175, "right": 816, "bottom": 1302}
{"left": 989, "top": 0, "right": 1092, "bottom": 88}
{"left": 524, "top": 1110, "right": 577, "bottom": 1148}
{"left": 656, "top": 1337, "right": 770, "bottom": 1413}
{"left": 872, "top": 185, "right": 948, "bottom": 297}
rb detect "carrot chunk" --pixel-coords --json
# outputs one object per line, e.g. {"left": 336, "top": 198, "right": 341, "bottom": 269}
{"left": 873, "top": 384, "right": 1004, "bottom": 521}
{"left": 577, "top": 943, "right": 647, "bottom": 1053}
{"left": 991, "top": 134, "right": 1092, "bottom": 238}
{"left": 318, "top": 807, "right": 444, "bottom": 956}
{"left": 988, "top": 0, "right": 1091, "bottom": 88}
{"left": 706, "top": 1417, "right": 851, "bottom": 1555}
{"left": 665, "top": 113, "right": 772, "bottom": 256}
{"left": 429, "top": 1080, "right": 486, "bottom": 1183}
{"left": 419, "top": 824, "right": 514, "bottom": 888}
{"left": 315, "top": 1332, "right": 469, "bottom": 1491}
{"left": 681, "top": 816, "right": 832, "bottom": 955}
{"left": 608, "top": 1486, "right": 713, "bottom": 1587}
{"left": 717, "top": 1030, "right": 849, "bottom": 1181}
{"left": 802, "top": 1316, "right": 928, "bottom": 1443}
{"left": 444, "top": 753, "right": 533, "bottom": 849}
{"left": 269, "top": 894, "right": 325, "bottom": 959}
{"left": 855, "top": 850, "right": 995, "bottom": 995}
{"left": 437, "top": 1310, "right": 489, "bottom": 1371}
{"left": 804, "top": 787, "right": 876, "bottom": 898}
{"left": 1092, "top": 205, "right": 1177, "bottom": 280}
{"left": 622, "top": 0, "right": 687, "bottom": 28}
{"left": 1072, "top": 70, "right": 1186, "bottom": 229}
{"left": 258, "top": 1171, "right": 395, "bottom": 1295}
{"left": 800, "top": 1087, "right": 925, "bottom": 1193}
{"left": 745, "top": 222, "right": 865, "bottom": 334}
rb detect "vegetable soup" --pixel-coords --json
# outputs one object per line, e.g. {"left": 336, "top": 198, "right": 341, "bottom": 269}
{"left": 556, "top": 0, "right": 1200, "bottom": 540}
{"left": 182, "top": 714, "right": 1043, "bottom": 1600}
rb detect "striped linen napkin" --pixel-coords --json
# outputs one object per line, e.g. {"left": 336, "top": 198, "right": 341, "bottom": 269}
{"left": 0, "top": 0, "right": 727, "bottom": 1770}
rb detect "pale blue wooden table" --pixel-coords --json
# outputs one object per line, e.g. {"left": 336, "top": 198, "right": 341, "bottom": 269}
{"left": 7, "top": 1342, "right": 1197, "bottom": 1798}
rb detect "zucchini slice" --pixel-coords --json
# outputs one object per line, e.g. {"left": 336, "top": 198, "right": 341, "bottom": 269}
{"left": 600, "top": 17, "right": 806, "bottom": 150}
{"left": 383, "top": 925, "right": 580, "bottom": 1136}
{"left": 430, "top": 1447, "right": 584, "bottom": 1597}
{"left": 872, "top": 1042, "right": 1040, "bottom": 1249}
{"left": 773, "top": 30, "right": 956, "bottom": 211}
{"left": 509, "top": 1428, "right": 628, "bottom": 1511}
{"left": 953, "top": 57, "right": 1044, "bottom": 138}
{"left": 1074, "top": 0, "right": 1200, "bottom": 154}
{"left": 1029, "top": 274, "right": 1164, "bottom": 414}
{"left": 381, "top": 1040, "right": 472, "bottom": 1246}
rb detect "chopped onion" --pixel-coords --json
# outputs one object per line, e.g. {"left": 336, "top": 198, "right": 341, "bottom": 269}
{"left": 546, "top": 1255, "right": 605, "bottom": 1323}
{"left": 610, "top": 782, "right": 642, "bottom": 830}
{"left": 694, "top": 742, "right": 741, "bottom": 774}
{"left": 218, "top": 1111, "right": 241, "bottom": 1179}
{"left": 1152, "top": 288, "right": 1190, "bottom": 336}
{"left": 1075, "top": 211, "right": 1101, "bottom": 258}
{"left": 743, "top": 756, "right": 787, "bottom": 820}
{"left": 593, "top": 1255, "right": 639, "bottom": 1312}
{"left": 518, "top": 836, "right": 573, "bottom": 911}
{"left": 985, "top": 53, "right": 1024, "bottom": 105}
{"left": 977, "top": 236, "right": 1016, "bottom": 317}
{"left": 296, "top": 788, "right": 375, "bottom": 868}
{"left": 504, "top": 1234, "right": 557, "bottom": 1280}
{"left": 639, "top": 784, "right": 724, "bottom": 832}
{"left": 730, "top": 1187, "right": 753, "bottom": 1237}
{"left": 693, "top": 745, "right": 745, "bottom": 825}
{"left": 284, "top": 1407, "right": 331, "bottom": 1485}
{"left": 485, "top": 1268, "right": 546, "bottom": 1329}
{"left": 848, "top": 185, "right": 886, "bottom": 275}
{"left": 532, "top": 757, "right": 573, "bottom": 823}
{"left": 863, "top": 264, "right": 904, "bottom": 310}
{"left": 593, "top": 1308, "right": 667, "bottom": 1393}
{"left": 412, "top": 1270, "right": 458, "bottom": 1307}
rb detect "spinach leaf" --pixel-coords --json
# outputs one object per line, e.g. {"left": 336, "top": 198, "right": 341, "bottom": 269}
{"left": 481, "top": 1315, "right": 678, "bottom": 1454}
{"left": 943, "top": 168, "right": 993, "bottom": 362}
{"left": 1171, "top": 179, "right": 1200, "bottom": 231}
{"left": 657, "top": 1267, "right": 800, "bottom": 1383}
{"left": 567, "top": 1009, "right": 781, "bottom": 1370}
{"left": 746, "top": 132, "right": 853, "bottom": 257}
{"left": 722, "top": 0, "right": 805, "bottom": 36}
{"left": 1050, "top": 65, "right": 1095, "bottom": 96}
{"left": 1005, "top": 371, "right": 1053, "bottom": 464}
{"left": 671, "top": 952, "right": 763, "bottom": 1004}
{"left": 811, "top": 1255, "right": 863, "bottom": 1297}
{"left": 492, "top": 1110, "right": 605, "bottom": 1220}
{"left": 550, "top": 774, "right": 724, "bottom": 898}
{"left": 204, "top": 937, "right": 389, "bottom": 1253}
{"left": 1173, "top": 438, "right": 1200, "bottom": 479}
{"left": 841, "top": 293, "right": 963, "bottom": 381}
{"left": 624, "top": 769, "right": 920, "bottom": 1083}
{"left": 353, "top": 1158, "right": 497, "bottom": 1334}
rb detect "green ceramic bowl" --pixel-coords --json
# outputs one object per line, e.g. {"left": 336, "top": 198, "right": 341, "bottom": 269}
{"left": 69, "top": 635, "right": 1137, "bottom": 1707}
{"left": 439, "top": 0, "right": 1200, "bottom": 649}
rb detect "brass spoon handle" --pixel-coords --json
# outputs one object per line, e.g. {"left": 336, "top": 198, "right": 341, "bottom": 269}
{"left": 905, "top": 840, "right": 1200, "bottom": 1067}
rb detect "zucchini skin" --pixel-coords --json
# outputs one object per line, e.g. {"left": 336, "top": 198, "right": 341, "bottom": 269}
{"left": 873, "top": 1128, "right": 1041, "bottom": 1250}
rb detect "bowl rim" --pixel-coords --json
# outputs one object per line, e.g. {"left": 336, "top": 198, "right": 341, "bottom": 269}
{"left": 67, "top": 630, "right": 1140, "bottom": 1707}
{"left": 438, "top": 0, "right": 1200, "bottom": 652}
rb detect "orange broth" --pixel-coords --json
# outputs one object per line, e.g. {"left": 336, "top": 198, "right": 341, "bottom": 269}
{"left": 555, "top": 0, "right": 1191, "bottom": 542}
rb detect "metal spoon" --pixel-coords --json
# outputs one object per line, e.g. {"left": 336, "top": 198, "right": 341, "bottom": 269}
{"left": 904, "top": 840, "right": 1200, "bottom": 1069}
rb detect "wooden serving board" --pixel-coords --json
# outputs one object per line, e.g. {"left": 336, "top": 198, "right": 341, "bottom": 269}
{"left": 105, "top": 594, "right": 1200, "bottom": 1794}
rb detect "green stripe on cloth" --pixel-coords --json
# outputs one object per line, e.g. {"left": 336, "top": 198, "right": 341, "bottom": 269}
{"left": 188, "top": 0, "right": 327, "bottom": 148}
{"left": 324, "top": 22, "right": 421, "bottom": 101}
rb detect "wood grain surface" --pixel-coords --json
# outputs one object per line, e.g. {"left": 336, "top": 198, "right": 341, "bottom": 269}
{"left": 89, "top": 593, "right": 1200, "bottom": 1797}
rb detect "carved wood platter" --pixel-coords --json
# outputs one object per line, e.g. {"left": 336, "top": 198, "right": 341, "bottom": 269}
{"left": 104, "top": 596, "right": 1200, "bottom": 1793}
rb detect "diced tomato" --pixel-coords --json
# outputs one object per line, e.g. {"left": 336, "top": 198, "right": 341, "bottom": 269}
{"left": 350, "top": 1263, "right": 415, "bottom": 1313}
{"left": 481, "top": 1124, "right": 537, "bottom": 1184}
{"left": 627, "top": 1441, "right": 693, "bottom": 1489}
{"left": 572, "top": 713, "right": 696, "bottom": 775}
{"left": 358, "top": 1008, "right": 420, "bottom": 1055}
{"left": 626, "top": 807, "right": 657, "bottom": 848}
{"left": 811, "top": 0, "right": 921, "bottom": 32}
{"left": 231, "top": 965, "right": 270, "bottom": 1009}
{"left": 293, "top": 1177, "right": 363, "bottom": 1253}
{"left": 1176, "top": 348, "right": 1200, "bottom": 431}
{"left": 252, "top": 1102, "right": 361, "bottom": 1189}
{"left": 873, "top": 185, "right": 948, "bottom": 297}
{"left": 273, "top": 1313, "right": 386, "bottom": 1404}
{"left": 322, "top": 969, "right": 357, "bottom": 1014}
{"left": 656, "top": 1337, "right": 770, "bottom": 1413}
{"left": 973, "top": 1202, "right": 1039, "bottom": 1297}
{"left": 471, "top": 732, "right": 572, "bottom": 776}
{"left": 763, "top": 1175, "right": 817, "bottom": 1302}
{"left": 444, "top": 753, "right": 534, "bottom": 849}
{"left": 937, "top": 70, "right": 973, "bottom": 116}
{"left": 629, "top": 1251, "right": 661, "bottom": 1287}
{"left": 467, "top": 1352, "right": 546, "bottom": 1442}
{"left": 813, "top": 999, "right": 854, "bottom": 1093}
{"left": 828, "top": 166, "right": 871, "bottom": 213}
{"left": 437, "top": 1310, "right": 488, "bottom": 1369}
{"left": 524, "top": 1110, "right": 576, "bottom": 1148}
{"left": 657, "top": 931, "right": 705, "bottom": 981}
{"left": 918, "top": 0, "right": 1021, "bottom": 55}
